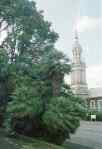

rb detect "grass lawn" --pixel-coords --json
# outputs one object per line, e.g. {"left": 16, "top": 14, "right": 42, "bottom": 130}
{"left": 0, "top": 128, "right": 65, "bottom": 149}
{"left": 12, "top": 136, "right": 65, "bottom": 149}
{"left": 0, "top": 128, "right": 93, "bottom": 149}
{"left": 64, "top": 141, "right": 93, "bottom": 149}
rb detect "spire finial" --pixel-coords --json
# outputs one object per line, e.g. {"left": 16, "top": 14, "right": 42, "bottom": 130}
{"left": 75, "top": 29, "right": 79, "bottom": 41}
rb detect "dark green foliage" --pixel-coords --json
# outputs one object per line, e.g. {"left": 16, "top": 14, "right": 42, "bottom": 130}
{"left": 0, "top": 48, "right": 9, "bottom": 79}
{"left": 40, "top": 48, "right": 71, "bottom": 96}
{"left": 7, "top": 76, "right": 43, "bottom": 117}
{"left": 42, "top": 96, "right": 81, "bottom": 144}
{"left": 0, "top": 48, "right": 9, "bottom": 103}
{"left": 96, "top": 112, "right": 102, "bottom": 121}
{"left": 0, "top": 0, "right": 58, "bottom": 61}
{"left": 4, "top": 78, "right": 84, "bottom": 144}
{"left": 0, "top": 128, "right": 65, "bottom": 149}
{"left": 0, "top": 48, "right": 10, "bottom": 125}
{"left": 0, "top": 0, "right": 85, "bottom": 145}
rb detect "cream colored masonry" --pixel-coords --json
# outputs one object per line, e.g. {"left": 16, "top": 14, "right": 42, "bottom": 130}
{"left": 71, "top": 32, "right": 102, "bottom": 111}
{"left": 71, "top": 32, "right": 88, "bottom": 99}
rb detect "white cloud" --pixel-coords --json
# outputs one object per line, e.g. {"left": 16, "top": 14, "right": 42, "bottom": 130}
{"left": 87, "top": 64, "right": 102, "bottom": 88}
{"left": 76, "top": 16, "right": 102, "bottom": 32}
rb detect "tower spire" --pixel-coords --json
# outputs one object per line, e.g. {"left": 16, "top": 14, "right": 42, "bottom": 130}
{"left": 71, "top": 30, "right": 88, "bottom": 99}
{"left": 75, "top": 29, "right": 78, "bottom": 40}
{"left": 72, "top": 30, "right": 82, "bottom": 64}
{"left": 74, "top": 29, "right": 79, "bottom": 43}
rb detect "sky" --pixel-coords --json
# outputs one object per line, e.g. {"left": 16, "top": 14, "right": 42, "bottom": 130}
{"left": 35, "top": 0, "right": 102, "bottom": 88}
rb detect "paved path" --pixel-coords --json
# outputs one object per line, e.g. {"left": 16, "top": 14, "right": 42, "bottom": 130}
{"left": 69, "top": 121, "right": 102, "bottom": 149}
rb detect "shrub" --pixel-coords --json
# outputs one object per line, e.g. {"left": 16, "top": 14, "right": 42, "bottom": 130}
{"left": 96, "top": 112, "right": 102, "bottom": 121}
{"left": 4, "top": 78, "right": 84, "bottom": 145}
{"left": 42, "top": 96, "right": 83, "bottom": 144}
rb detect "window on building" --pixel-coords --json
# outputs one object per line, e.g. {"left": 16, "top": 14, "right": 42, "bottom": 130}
{"left": 90, "top": 100, "right": 96, "bottom": 110}
{"left": 98, "top": 100, "right": 102, "bottom": 111}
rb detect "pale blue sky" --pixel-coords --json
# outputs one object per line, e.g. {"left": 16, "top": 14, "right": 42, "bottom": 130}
{"left": 35, "top": 0, "right": 102, "bottom": 88}
{"left": 80, "top": 0, "right": 101, "bottom": 17}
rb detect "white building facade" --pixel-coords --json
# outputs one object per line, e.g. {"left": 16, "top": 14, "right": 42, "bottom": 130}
{"left": 89, "top": 88, "right": 102, "bottom": 112}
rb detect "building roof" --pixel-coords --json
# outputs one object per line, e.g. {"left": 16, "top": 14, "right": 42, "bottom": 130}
{"left": 89, "top": 87, "right": 102, "bottom": 98}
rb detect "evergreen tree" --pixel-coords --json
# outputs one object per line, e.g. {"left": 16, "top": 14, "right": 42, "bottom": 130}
{"left": 0, "top": 0, "right": 86, "bottom": 145}
{"left": 0, "top": 0, "right": 58, "bottom": 61}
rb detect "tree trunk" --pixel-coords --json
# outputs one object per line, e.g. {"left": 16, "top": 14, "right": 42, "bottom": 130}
{"left": 52, "top": 73, "right": 64, "bottom": 96}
